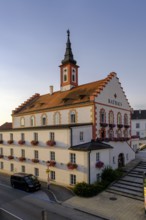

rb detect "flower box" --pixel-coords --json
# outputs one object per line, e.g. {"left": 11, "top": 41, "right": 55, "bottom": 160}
{"left": 31, "top": 140, "right": 39, "bottom": 146}
{"left": 0, "top": 140, "right": 3, "bottom": 144}
{"left": 46, "top": 140, "right": 56, "bottom": 146}
{"left": 32, "top": 158, "right": 39, "bottom": 163}
{"left": 95, "top": 161, "right": 104, "bottom": 169}
{"left": 8, "top": 155, "right": 14, "bottom": 160}
{"left": 46, "top": 160, "right": 56, "bottom": 167}
{"left": 67, "top": 162, "right": 78, "bottom": 170}
{"left": 7, "top": 140, "right": 13, "bottom": 144}
{"left": 100, "top": 123, "right": 108, "bottom": 127}
{"left": 19, "top": 157, "right": 26, "bottom": 162}
{"left": 109, "top": 124, "right": 116, "bottom": 128}
{"left": 0, "top": 155, "right": 4, "bottom": 159}
{"left": 117, "top": 124, "right": 123, "bottom": 129}
{"left": 124, "top": 125, "right": 130, "bottom": 129}
{"left": 18, "top": 140, "right": 25, "bottom": 145}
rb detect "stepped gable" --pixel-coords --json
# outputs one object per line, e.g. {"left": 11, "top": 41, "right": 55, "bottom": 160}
{"left": 0, "top": 122, "right": 12, "bottom": 130}
{"left": 12, "top": 93, "right": 40, "bottom": 114}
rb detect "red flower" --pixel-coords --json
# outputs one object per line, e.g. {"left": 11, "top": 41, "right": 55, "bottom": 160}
{"left": 95, "top": 161, "right": 104, "bottom": 169}
{"left": 46, "top": 140, "right": 56, "bottom": 146}
{"left": 19, "top": 157, "right": 26, "bottom": 162}
{"left": 46, "top": 160, "right": 56, "bottom": 167}
{"left": 7, "top": 140, "right": 13, "bottom": 144}
{"left": 67, "top": 162, "right": 78, "bottom": 170}
{"left": 8, "top": 155, "right": 14, "bottom": 160}
{"left": 32, "top": 158, "right": 39, "bottom": 163}
{"left": 18, "top": 140, "right": 25, "bottom": 145}
{"left": 31, "top": 140, "right": 39, "bottom": 146}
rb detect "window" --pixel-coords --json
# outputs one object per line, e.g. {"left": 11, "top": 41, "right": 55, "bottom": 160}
{"left": 21, "top": 133, "right": 25, "bottom": 141}
{"left": 113, "top": 156, "right": 115, "bottom": 164}
{"left": 34, "top": 133, "right": 38, "bottom": 141}
{"left": 10, "top": 133, "right": 13, "bottom": 141}
{"left": 70, "top": 111, "right": 76, "bottom": 123}
{"left": 136, "top": 123, "right": 140, "bottom": 129}
{"left": 124, "top": 129, "right": 128, "bottom": 138}
{"left": 0, "top": 134, "right": 3, "bottom": 141}
{"left": 34, "top": 150, "right": 39, "bottom": 159}
{"left": 136, "top": 132, "right": 140, "bottom": 137}
{"left": 10, "top": 148, "right": 13, "bottom": 156}
{"left": 0, "top": 162, "right": 3, "bottom": 169}
{"left": 10, "top": 163, "right": 14, "bottom": 172}
{"left": 72, "top": 68, "right": 76, "bottom": 82}
{"left": 34, "top": 168, "right": 39, "bottom": 177}
{"left": 50, "top": 171, "right": 55, "bottom": 180}
{"left": 70, "top": 153, "right": 76, "bottom": 163}
{"left": 80, "top": 131, "right": 84, "bottom": 141}
{"left": 50, "top": 132, "right": 55, "bottom": 141}
{"left": 30, "top": 116, "right": 35, "bottom": 126}
{"left": 117, "top": 112, "right": 122, "bottom": 125}
{"left": 0, "top": 148, "right": 3, "bottom": 155}
{"left": 42, "top": 115, "right": 47, "bottom": 126}
{"left": 50, "top": 151, "right": 55, "bottom": 161}
{"left": 54, "top": 112, "right": 60, "bottom": 125}
{"left": 109, "top": 129, "right": 114, "bottom": 139}
{"left": 100, "top": 109, "right": 106, "bottom": 123}
{"left": 63, "top": 68, "right": 68, "bottom": 82}
{"left": 20, "top": 117, "right": 25, "bottom": 126}
{"left": 96, "top": 173, "right": 101, "bottom": 182}
{"left": 21, "top": 149, "right": 25, "bottom": 157}
{"left": 70, "top": 174, "right": 76, "bottom": 185}
{"left": 126, "top": 154, "right": 129, "bottom": 161}
{"left": 21, "top": 165, "right": 25, "bottom": 173}
{"left": 109, "top": 111, "right": 114, "bottom": 124}
{"left": 117, "top": 129, "right": 122, "bottom": 138}
{"left": 96, "top": 152, "right": 100, "bottom": 161}
{"left": 124, "top": 114, "right": 128, "bottom": 125}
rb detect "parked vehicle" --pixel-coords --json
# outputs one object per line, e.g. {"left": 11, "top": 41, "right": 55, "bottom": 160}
{"left": 10, "top": 173, "right": 41, "bottom": 192}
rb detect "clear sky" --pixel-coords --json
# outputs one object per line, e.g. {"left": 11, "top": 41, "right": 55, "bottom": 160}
{"left": 0, "top": 0, "right": 146, "bottom": 125}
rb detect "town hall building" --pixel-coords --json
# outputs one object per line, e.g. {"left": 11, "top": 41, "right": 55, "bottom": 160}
{"left": 0, "top": 31, "right": 135, "bottom": 186}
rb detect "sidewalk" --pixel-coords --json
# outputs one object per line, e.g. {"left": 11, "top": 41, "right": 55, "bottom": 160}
{"left": 63, "top": 158, "right": 145, "bottom": 220}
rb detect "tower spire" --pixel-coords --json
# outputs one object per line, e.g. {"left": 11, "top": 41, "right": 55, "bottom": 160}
{"left": 62, "top": 30, "right": 77, "bottom": 65}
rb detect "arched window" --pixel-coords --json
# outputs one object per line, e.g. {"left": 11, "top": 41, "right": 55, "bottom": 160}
{"left": 42, "top": 115, "right": 47, "bottom": 126}
{"left": 70, "top": 111, "right": 76, "bottom": 123}
{"left": 117, "top": 112, "right": 122, "bottom": 125}
{"left": 117, "top": 129, "right": 122, "bottom": 138}
{"left": 124, "top": 114, "right": 128, "bottom": 125}
{"left": 100, "top": 109, "right": 106, "bottom": 123}
{"left": 63, "top": 68, "right": 68, "bottom": 82}
{"left": 54, "top": 112, "right": 60, "bottom": 125}
{"left": 30, "top": 116, "right": 35, "bottom": 126}
{"left": 124, "top": 129, "right": 128, "bottom": 138}
{"left": 109, "top": 111, "right": 114, "bottom": 124}
{"left": 20, "top": 117, "right": 25, "bottom": 127}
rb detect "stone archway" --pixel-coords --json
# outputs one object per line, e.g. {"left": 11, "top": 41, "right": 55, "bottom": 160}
{"left": 118, "top": 153, "right": 125, "bottom": 168}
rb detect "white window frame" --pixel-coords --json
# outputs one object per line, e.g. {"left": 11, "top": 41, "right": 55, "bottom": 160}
{"left": 70, "top": 174, "right": 76, "bottom": 185}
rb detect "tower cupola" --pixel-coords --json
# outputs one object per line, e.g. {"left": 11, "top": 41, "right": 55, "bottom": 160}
{"left": 60, "top": 30, "right": 79, "bottom": 91}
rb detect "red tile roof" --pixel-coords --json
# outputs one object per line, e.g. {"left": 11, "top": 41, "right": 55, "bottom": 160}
{"left": 12, "top": 72, "right": 121, "bottom": 115}
{"left": 0, "top": 122, "right": 12, "bottom": 130}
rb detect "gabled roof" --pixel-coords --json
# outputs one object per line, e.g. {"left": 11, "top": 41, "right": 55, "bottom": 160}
{"left": 0, "top": 122, "right": 12, "bottom": 130}
{"left": 12, "top": 72, "right": 117, "bottom": 115}
{"left": 132, "top": 110, "right": 146, "bottom": 120}
{"left": 69, "top": 140, "right": 113, "bottom": 151}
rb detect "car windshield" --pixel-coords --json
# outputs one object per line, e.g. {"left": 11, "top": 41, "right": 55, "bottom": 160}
{"left": 24, "top": 175, "right": 37, "bottom": 184}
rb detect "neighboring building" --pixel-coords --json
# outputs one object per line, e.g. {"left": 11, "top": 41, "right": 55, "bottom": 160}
{"left": 0, "top": 31, "right": 135, "bottom": 186}
{"left": 131, "top": 110, "right": 146, "bottom": 150}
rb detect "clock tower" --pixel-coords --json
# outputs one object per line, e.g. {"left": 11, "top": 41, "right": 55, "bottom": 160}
{"left": 60, "top": 30, "right": 79, "bottom": 91}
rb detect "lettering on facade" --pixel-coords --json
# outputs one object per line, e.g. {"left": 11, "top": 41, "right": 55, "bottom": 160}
{"left": 108, "top": 99, "right": 122, "bottom": 107}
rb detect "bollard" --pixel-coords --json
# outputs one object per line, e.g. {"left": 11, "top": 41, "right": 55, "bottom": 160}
{"left": 41, "top": 210, "right": 48, "bottom": 220}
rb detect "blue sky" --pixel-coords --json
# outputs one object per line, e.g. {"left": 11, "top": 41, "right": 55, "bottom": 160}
{"left": 0, "top": 0, "right": 146, "bottom": 125}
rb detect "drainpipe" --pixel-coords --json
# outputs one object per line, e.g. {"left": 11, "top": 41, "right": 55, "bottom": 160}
{"left": 88, "top": 150, "right": 91, "bottom": 184}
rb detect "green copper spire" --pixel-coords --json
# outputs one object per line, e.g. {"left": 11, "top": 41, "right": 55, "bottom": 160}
{"left": 62, "top": 30, "right": 77, "bottom": 65}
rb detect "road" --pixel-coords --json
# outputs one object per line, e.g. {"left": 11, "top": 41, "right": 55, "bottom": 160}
{"left": 0, "top": 174, "right": 100, "bottom": 220}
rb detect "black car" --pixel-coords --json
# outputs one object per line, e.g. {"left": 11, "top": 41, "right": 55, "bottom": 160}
{"left": 10, "top": 173, "right": 41, "bottom": 192}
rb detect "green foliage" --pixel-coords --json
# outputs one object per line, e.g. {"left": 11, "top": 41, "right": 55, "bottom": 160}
{"left": 73, "top": 182, "right": 98, "bottom": 197}
{"left": 101, "top": 166, "right": 123, "bottom": 182}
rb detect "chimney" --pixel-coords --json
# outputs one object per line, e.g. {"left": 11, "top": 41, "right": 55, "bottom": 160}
{"left": 50, "top": 85, "right": 53, "bottom": 95}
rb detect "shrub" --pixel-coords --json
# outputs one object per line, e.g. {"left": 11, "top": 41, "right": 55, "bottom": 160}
{"left": 101, "top": 166, "right": 122, "bottom": 182}
{"left": 73, "top": 182, "right": 98, "bottom": 197}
